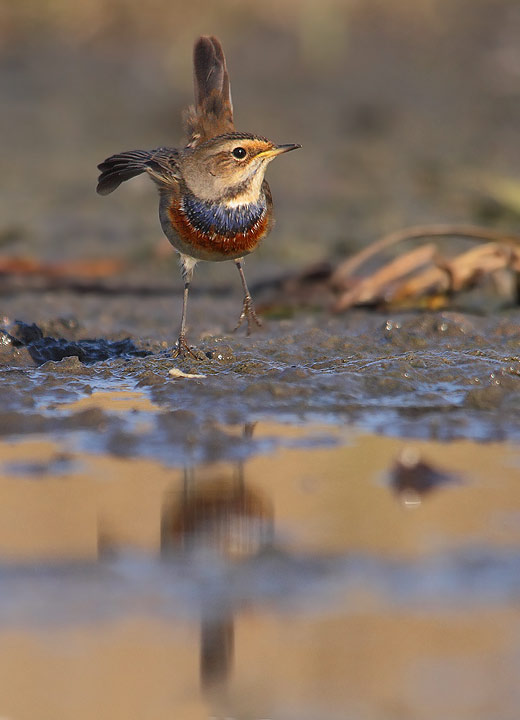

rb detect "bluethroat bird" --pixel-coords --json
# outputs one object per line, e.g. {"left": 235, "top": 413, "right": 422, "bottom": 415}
{"left": 97, "top": 36, "right": 300, "bottom": 356}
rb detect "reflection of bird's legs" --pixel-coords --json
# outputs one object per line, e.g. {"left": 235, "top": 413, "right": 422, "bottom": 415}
{"left": 200, "top": 615, "right": 235, "bottom": 691}
{"left": 234, "top": 422, "right": 257, "bottom": 488}
{"left": 182, "top": 466, "right": 196, "bottom": 509}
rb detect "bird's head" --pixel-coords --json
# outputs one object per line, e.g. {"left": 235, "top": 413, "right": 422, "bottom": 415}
{"left": 180, "top": 133, "right": 301, "bottom": 205}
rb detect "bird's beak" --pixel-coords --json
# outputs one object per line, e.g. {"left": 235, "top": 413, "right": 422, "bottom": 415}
{"left": 256, "top": 143, "right": 302, "bottom": 160}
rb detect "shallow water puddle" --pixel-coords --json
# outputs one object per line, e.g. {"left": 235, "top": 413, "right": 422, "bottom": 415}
{"left": 58, "top": 389, "right": 162, "bottom": 414}
{"left": 0, "top": 421, "right": 519, "bottom": 719}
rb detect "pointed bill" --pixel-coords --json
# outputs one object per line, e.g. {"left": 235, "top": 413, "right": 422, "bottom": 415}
{"left": 255, "top": 143, "right": 302, "bottom": 160}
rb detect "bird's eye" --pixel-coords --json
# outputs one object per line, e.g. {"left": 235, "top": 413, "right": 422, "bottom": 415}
{"left": 232, "top": 147, "right": 247, "bottom": 159}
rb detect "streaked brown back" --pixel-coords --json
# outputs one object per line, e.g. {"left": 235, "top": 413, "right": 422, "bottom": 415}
{"left": 184, "top": 36, "right": 235, "bottom": 147}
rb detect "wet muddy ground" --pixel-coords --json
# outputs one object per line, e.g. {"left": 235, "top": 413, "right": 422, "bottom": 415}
{"left": 2, "top": 302, "right": 520, "bottom": 449}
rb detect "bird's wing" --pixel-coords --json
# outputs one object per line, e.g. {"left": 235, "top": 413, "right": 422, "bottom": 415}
{"left": 96, "top": 147, "right": 181, "bottom": 195}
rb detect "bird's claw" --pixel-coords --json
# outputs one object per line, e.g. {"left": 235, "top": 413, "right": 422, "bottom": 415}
{"left": 173, "top": 334, "right": 199, "bottom": 359}
{"left": 234, "top": 295, "right": 263, "bottom": 336}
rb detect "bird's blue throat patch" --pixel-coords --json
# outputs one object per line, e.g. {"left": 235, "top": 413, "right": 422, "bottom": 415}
{"left": 182, "top": 192, "right": 266, "bottom": 237}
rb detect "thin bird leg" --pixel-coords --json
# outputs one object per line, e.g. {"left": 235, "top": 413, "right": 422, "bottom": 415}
{"left": 174, "top": 257, "right": 199, "bottom": 358}
{"left": 234, "top": 259, "right": 262, "bottom": 335}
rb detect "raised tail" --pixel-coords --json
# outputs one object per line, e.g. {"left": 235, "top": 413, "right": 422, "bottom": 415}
{"left": 184, "top": 35, "right": 235, "bottom": 146}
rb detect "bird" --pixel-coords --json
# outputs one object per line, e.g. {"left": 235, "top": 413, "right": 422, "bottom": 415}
{"left": 96, "top": 35, "right": 300, "bottom": 357}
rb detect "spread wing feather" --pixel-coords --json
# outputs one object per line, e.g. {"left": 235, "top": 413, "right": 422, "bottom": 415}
{"left": 96, "top": 147, "right": 180, "bottom": 195}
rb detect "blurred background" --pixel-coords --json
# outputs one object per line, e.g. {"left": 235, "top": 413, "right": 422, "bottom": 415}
{"left": 2, "top": 0, "right": 520, "bottom": 289}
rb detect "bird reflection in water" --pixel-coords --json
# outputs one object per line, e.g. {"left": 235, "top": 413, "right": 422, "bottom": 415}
{"left": 161, "top": 424, "right": 274, "bottom": 696}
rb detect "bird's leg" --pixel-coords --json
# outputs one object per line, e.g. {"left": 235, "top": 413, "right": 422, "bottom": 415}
{"left": 173, "top": 256, "right": 199, "bottom": 358}
{"left": 234, "top": 259, "right": 262, "bottom": 335}
{"left": 175, "top": 280, "right": 195, "bottom": 357}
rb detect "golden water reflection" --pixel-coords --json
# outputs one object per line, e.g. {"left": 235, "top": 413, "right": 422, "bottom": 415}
{"left": 0, "top": 420, "right": 519, "bottom": 719}
{"left": 162, "top": 424, "right": 274, "bottom": 694}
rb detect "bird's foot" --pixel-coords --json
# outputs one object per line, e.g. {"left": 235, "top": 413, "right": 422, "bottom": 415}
{"left": 172, "top": 334, "right": 199, "bottom": 359}
{"left": 234, "top": 294, "right": 263, "bottom": 336}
